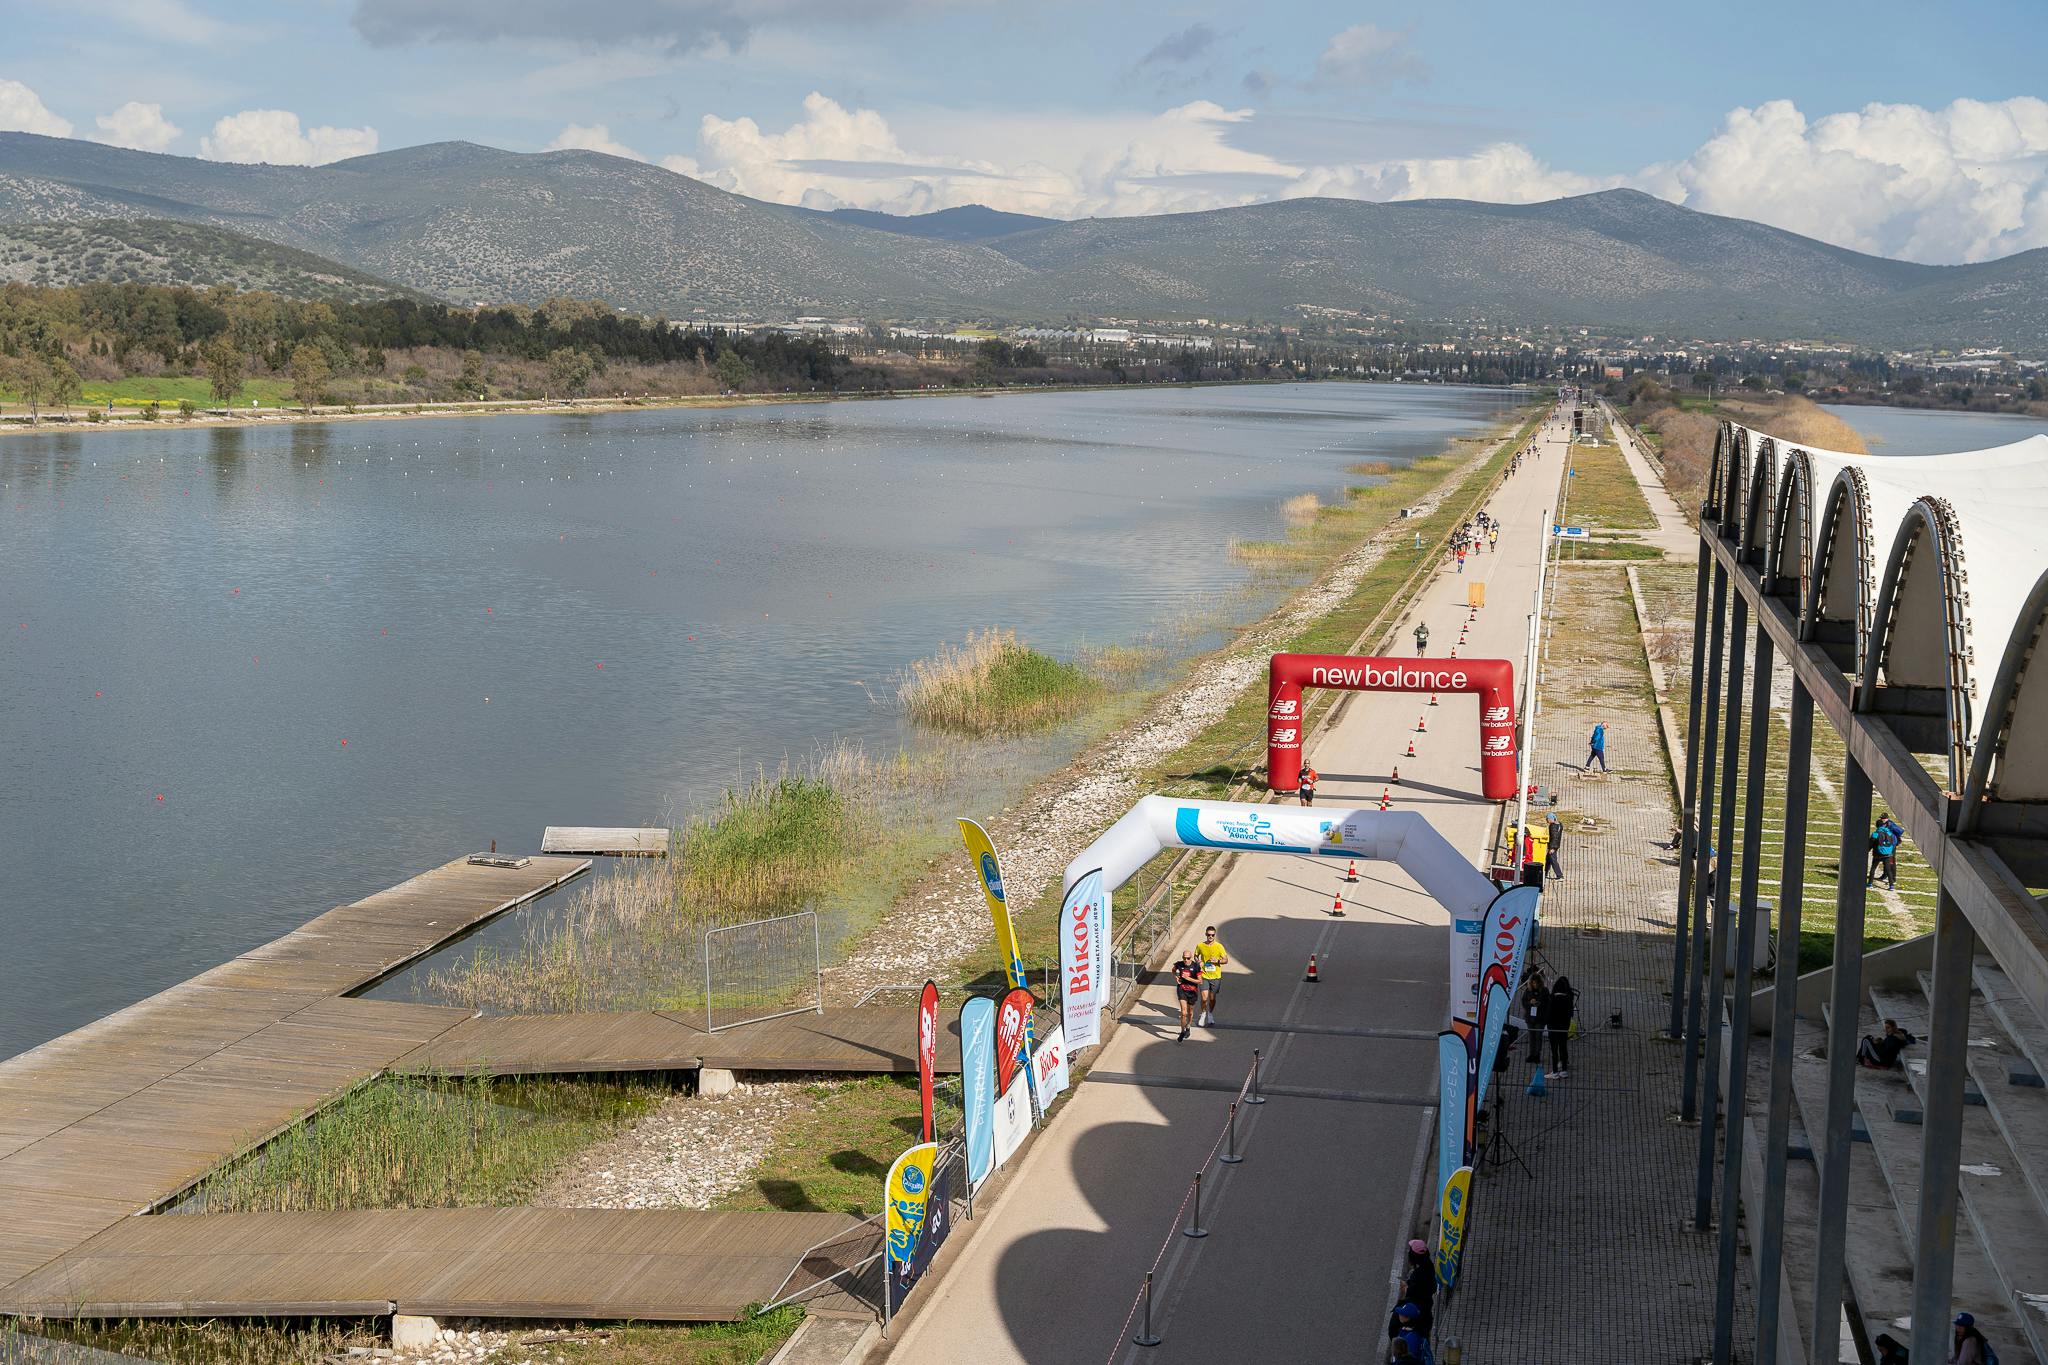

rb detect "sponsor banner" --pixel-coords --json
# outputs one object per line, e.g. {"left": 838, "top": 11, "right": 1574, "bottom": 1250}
{"left": 1436, "top": 1028, "right": 1471, "bottom": 1216}
{"left": 918, "top": 980, "right": 939, "bottom": 1145}
{"left": 996, "top": 986, "right": 1034, "bottom": 1097}
{"left": 883, "top": 1141, "right": 938, "bottom": 1269}
{"left": 959, "top": 996, "right": 996, "bottom": 1190}
{"left": 1480, "top": 884, "right": 1539, "bottom": 1002}
{"left": 901, "top": 1160, "right": 952, "bottom": 1294}
{"left": 1450, "top": 915, "right": 1486, "bottom": 1023}
{"left": 1031, "top": 1024, "right": 1070, "bottom": 1108}
{"left": 1435, "top": 1165, "right": 1473, "bottom": 1289}
{"left": 1059, "top": 869, "right": 1108, "bottom": 1051}
{"left": 959, "top": 820, "right": 1027, "bottom": 992}
{"left": 1473, "top": 969, "right": 1513, "bottom": 1111}
{"left": 992, "top": 1073, "right": 1031, "bottom": 1170}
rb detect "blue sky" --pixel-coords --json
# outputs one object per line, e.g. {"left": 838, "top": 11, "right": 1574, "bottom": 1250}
{"left": 6, "top": 0, "right": 2048, "bottom": 263}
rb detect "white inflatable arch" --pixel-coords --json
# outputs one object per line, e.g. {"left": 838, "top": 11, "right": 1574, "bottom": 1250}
{"left": 1062, "top": 796, "right": 1495, "bottom": 914}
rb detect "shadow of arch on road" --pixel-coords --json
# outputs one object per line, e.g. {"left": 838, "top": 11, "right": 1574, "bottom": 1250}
{"left": 977, "top": 912, "right": 1446, "bottom": 1363}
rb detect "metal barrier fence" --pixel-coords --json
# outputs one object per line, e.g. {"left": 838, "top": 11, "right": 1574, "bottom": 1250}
{"left": 1109, "top": 1050, "right": 1266, "bottom": 1357}
{"left": 703, "top": 909, "right": 823, "bottom": 1032}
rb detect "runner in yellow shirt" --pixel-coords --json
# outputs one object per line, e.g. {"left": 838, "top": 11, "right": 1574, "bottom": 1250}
{"left": 1196, "top": 925, "right": 1228, "bottom": 1026}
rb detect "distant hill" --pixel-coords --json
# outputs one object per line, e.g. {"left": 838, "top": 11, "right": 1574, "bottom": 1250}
{"left": 0, "top": 218, "right": 424, "bottom": 301}
{"left": 0, "top": 132, "right": 2038, "bottom": 347}
{"left": 818, "top": 204, "right": 1057, "bottom": 242}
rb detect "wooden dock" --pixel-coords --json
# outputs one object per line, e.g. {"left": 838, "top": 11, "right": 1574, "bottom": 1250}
{"left": 395, "top": 1008, "right": 962, "bottom": 1077}
{"left": 541, "top": 826, "right": 670, "bottom": 856}
{"left": 0, "top": 856, "right": 587, "bottom": 1293}
{"left": 3, "top": 1208, "right": 866, "bottom": 1320}
{"left": 0, "top": 850, "right": 956, "bottom": 1320}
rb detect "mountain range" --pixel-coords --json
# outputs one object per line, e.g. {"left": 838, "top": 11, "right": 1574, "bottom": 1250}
{"left": 0, "top": 131, "right": 2040, "bottom": 348}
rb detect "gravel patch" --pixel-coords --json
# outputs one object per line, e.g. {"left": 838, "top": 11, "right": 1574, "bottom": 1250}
{"left": 534, "top": 1075, "right": 845, "bottom": 1210}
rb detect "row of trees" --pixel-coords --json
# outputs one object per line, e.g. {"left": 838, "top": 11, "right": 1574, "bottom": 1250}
{"left": 0, "top": 280, "right": 854, "bottom": 394}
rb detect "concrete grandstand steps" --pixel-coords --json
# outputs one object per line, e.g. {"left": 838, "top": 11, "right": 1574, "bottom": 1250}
{"left": 1869, "top": 983, "right": 2048, "bottom": 1365}
{"left": 1975, "top": 959, "right": 2048, "bottom": 1082}
{"left": 1790, "top": 1016, "right": 1920, "bottom": 1352}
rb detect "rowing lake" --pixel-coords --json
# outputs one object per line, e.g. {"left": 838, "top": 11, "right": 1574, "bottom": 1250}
{"left": 0, "top": 382, "right": 1525, "bottom": 1057}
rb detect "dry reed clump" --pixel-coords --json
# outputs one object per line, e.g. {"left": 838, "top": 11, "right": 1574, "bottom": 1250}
{"left": 1226, "top": 535, "right": 1309, "bottom": 566}
{"left": 1348, "top": 460, "right": 1395, "bottom": 477}
{"left": 1723, "top": 394, "right": 1869, "bottom": 454}
{"left": 898, "top": 628, "right": 1099, "bottom": 735}
{"left": 189, "top": 1073, "right": 655, "bottom": 1214}
{"left": 426, "top": 745, "right": 927, "bottom": 1015}
{"left": 1281, "top": 492, "right": 1322, "bottom": 524}
{"left": 20, "top": 1318, "right": 384, "bottom": 1365}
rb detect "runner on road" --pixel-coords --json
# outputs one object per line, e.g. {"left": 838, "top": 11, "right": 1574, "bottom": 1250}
{"left": 1414, "top": 622, "right": 1430, "bottom": 655}
{"left": 1172, "top": 949, "right": 1202, "bottom": 1042}
{"left": 1197, "top": 926, "right": 1228, "bottom": 1026}
{"left": 1298, "top": 762, "right": 1318, "bottom": 807}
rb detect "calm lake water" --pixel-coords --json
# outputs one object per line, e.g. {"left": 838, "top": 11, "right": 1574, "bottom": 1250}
{"left": 1824, "top": 403, "right": 2048, "bottom": 456}
{"left": 0, "top": 382, "right": 1522, "bottom": 1057}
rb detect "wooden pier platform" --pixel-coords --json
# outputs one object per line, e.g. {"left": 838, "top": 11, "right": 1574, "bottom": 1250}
{"left": 0, "top": 851, "right": 954, "bottom": 1321}
{"left": 3, "top": 1208, "right": 866, "bottom": 1320}
{"left": 0, "top": 856, "right": 585, "bottom": 1294}
{"left": 395, "top": 1008, "right": 962, "bottom": 1077}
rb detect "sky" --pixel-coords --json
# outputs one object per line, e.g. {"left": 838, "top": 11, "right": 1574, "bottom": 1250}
{"left": 5, "top": 0, "right": 2048, "bottom": 265}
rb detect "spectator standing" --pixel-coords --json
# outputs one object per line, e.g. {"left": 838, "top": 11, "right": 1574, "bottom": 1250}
{"left": 1545, "top": 975, "right": 1579, "bottom": 1080}
{"left": 1545, "top": 812, "right": 1565, "bottom": 881}
{"left": 1387, "top": 1304, "right": 1432, "bottom": 1364}
{"left": 1951, "top": 1311, "right": 1994, "bottom": 1364}
{"left": 1869, "top": 817, "right": 1901, "bottom": 889}
{"left": 1522, "top": 970, "right": 1550, "bottom": 1066}
{"left": 1401, "top": 1238, "right": 1435, "bottom": 1337}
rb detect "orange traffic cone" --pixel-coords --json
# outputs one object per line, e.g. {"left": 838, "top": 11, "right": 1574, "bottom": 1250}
{"left": 1391, "top": 766, "right": 1401, "bottom": 784}
{"left": 1416, "top": 714, "right": 1427, "bottom": 732}
{"left": 1329, "top": 892, "right": 1345, "bottom": 917}
{"left": 1405, "top": 738, "right": 1416, "bottom": 757}
{"left": 1429, "top": 692, "right": 1439, "bottom": 707}
{"left": 1379, "top": 787, "right": 1392, "bottom": 810}
{"left": 1305, "top": 953, "right": 1320, "bottom": 982}
{"left": 1345, "top": 859, "right": 1359, "bottom": 882}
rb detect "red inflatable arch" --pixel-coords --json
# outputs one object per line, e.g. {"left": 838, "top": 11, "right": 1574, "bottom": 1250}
{"left": 1267, "top": 652, "right": 1518, "bottom": 801}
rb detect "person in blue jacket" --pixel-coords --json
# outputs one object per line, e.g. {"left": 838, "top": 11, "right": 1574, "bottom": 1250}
{"left": 1584, "top": 721, "right": 1607, "bottom": 772}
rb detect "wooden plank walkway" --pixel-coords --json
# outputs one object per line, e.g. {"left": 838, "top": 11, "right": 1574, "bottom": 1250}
{"left": 541, "top": 826, "right": 669, "bottom": 856}
{"left": 0, "top": 857, "right": 587, "bottom": 1293}
{"left": 394, "top": 1008, "right": 962, "bottom": 1076}
{"left": 0, "top": 849, "right": 959, "bottom": 1322}
{"left": 3, "top": 1208, "right": 863, "bottom": 1320}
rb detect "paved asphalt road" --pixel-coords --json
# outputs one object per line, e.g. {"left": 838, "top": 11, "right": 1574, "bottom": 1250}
{"left": 887, "top": 407, "right": 1572, "bottom": 1364}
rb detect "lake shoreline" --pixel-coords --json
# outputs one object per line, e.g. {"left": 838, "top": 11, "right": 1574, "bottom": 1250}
{"left": 0, "top": 375, "right": 1542, "bottom": 442}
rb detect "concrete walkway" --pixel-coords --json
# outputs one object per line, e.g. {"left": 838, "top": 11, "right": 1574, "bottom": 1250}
{"left": 1603, "top": 402, "right": 1700, "bottom": 556}
{"left": 886, "top": 413, "right": 1573, "bottom": 1364}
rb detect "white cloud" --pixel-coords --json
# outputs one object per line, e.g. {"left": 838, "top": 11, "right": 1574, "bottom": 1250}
{"left": 682, "top": 92, "right": 1295, "bottom": 216}
{"left": 93, "top": 101, "right": 181, "bottom": 152}
{"left": 1314, "top": 24, "right": 1425, "bottom": 87}
{"left": 199, "top": 110, "right": 378, "bottom": 166}
{"left": 0, "top": 79, "right": 74, "bottom": 138}
{"left": 545, "top": 123, "right": 645, "bottom": 160}
{"left": 1285, "top": 143, "right": 1613, "bottom": 204}
{"left": 668, "top": 92, "right": 2048, "bottom": 264}
{"left": 1659, "top": 97, "right": 2048, "bottom": 264}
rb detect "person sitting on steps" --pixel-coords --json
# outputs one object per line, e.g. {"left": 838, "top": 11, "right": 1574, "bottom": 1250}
{"left": 1857, "top": 1018, "right": 1917, "bottom": 1070}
